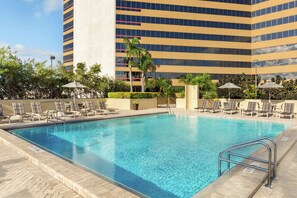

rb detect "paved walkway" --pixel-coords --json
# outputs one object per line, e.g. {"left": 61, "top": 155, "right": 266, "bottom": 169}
{"left": 0, "top": 142, "right": 80, "bottom": 198}
{"left": 254, "top": 142, "right": 297, "bottom": 198}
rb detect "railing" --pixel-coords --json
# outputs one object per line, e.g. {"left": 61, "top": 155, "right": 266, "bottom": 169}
{"left": 218, "top": 137, "right": 277, "bottom": 188}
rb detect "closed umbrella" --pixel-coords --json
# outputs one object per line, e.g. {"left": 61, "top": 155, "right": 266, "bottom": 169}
{"left": 258, "top": 82, "right": 283, "bottom": 102}
{"left": 62, "top": 81, "right": 87, "bottom": 103}
{"left": 218, "top": 82, "right": 241, "bottom": 101}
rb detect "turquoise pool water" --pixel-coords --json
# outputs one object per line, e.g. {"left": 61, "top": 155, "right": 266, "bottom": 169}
{"left": 11, "top": 114, "right": 286, "bottom": 197}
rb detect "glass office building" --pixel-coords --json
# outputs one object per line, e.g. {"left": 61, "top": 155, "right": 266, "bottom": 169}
{"left": 64, "top": 0, "right": 297, "bottom": 87}
{"left": 63, "top": 0, "right": 74, "bottom": 69}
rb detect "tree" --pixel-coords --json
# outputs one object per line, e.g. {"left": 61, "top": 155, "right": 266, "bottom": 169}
{"left": 217, "top": 73, "right": 259, "bottom": 99}
{"left": 179, "top": 73, "right": 217, "bottom": 99}
{"left": 146, "top": 77, "right": 171, "bottom": 94}
{"left": 178, "top": 74, "right": 195, "bottom": 85}
{"left": 134, "top": 50, "right": 156, "bottom": 92}
{"left": 0, "top": 47, "right": 23, "bottom": 99}
{"left": 0, "top": 47, "right": 130, "bottom": 99}
{"left": 123, "top": 37, "right": 142, "bottom": 92}
{"left": 97, "top": 76, "right": 129, "bottom": 98}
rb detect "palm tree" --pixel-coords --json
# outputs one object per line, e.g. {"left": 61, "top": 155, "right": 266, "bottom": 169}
{"left": 178, "top": 73, "right": 195, "bottom": 85}
{"left": 123, "top": 37, "right": 141, "bottom": 92}
{"left": 137, "top": 50, "right": 156, "bottom": 92}
{"left": 156, "top": 78, "right": 171, "bottom": 94}
{"left": 179, "top": 73, "right": 217, "bottom": 98}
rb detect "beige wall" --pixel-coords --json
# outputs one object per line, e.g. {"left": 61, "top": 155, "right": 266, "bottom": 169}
{"left": 105, "top": 98, "right": 158, "bottom": 110}
{"left": 1, "top": 98, "right": 158, "bottom": 114}
{"left": 176, "top": 98, "right": 186, "bottom": 109}
{"left": 185, "top": 85, "right": 199, "bottom": 110}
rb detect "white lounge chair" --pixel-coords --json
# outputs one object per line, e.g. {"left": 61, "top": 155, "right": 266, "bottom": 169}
{"left": 0, "top": 103, "right": 9, "bottom": 122}
{"left": 278, "top": 103, "right": 295, "bottom": 119}
{"left": 241, "top": 102, "right": 257, "bottom": 116}
{"left": 30, "top": 102, "right": 48, "bottom": 121}
{"left": 98, "top": 101, "right": 117, "bottom": 114}
{"left": 195, "top": 99, "right": 208, "bottom": 112}
{"left": 84, "top": 101, "right": 103, "bottom": 115}
{"left": 223, "top": 101, "right": 239, "bottom": 114}
{"left": 69, "top": 102, "right": 83, "bottom": 117}
{"left": 207, "top": 100, "right": 221, "bottom": 113}
{"left": 257, "top": 102, "right": 272, "bottom": 117}
{"left": 10, "top": 103, "right": 31, "bottom": 123}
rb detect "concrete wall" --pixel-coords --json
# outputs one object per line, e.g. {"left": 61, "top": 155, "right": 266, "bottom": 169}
{"left": 185, "top": 85, "right": 199, "bottom": 110}
{"left": 107, "top": 99, "right": 131, "bottom": 110}
{"left": 108, "top": 98, "right": 158, "bottom": 110}
{"left": 176, "top": 98, "right": 186, "bottom": 109}
{"left": 1, "top": 98, "right": 158, "bottom": 114}
{"left": 74, "top": 0, "right": 116, "bottom": 77}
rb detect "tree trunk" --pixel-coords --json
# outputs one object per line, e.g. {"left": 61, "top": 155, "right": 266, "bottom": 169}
{"left": 129, "top": 66, "right": 133, "bottom": 92}
{"left": 141, "top": 71, "right": 145, "bottom": 92}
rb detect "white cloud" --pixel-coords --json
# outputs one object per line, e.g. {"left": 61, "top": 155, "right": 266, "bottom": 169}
{"left": 23, "top": 0, "right": 63, "bottom": 17}
{"left": 0, "top": 41, "right": 62, "bottom": 63}
{"left": 34, "top": 11, "right": 42, "bottom": 18}
{"left": 43, "top": 0, "right": 63, "bottom": 14}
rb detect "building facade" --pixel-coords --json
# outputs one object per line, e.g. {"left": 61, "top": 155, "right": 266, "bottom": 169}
{"left": 63, "top": 0, "right": 297, "bottom": 87}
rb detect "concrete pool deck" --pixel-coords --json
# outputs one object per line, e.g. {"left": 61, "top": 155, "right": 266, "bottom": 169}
{"left": 0, "top": 141, "right": 81, "bottom": 198}
{"left": 0, "top": 108, "right": 296, "bottom": 198}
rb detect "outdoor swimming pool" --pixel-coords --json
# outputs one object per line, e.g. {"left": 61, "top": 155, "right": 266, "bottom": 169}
{"left": 11, "top": 114, "right": 287, "bottom": 197}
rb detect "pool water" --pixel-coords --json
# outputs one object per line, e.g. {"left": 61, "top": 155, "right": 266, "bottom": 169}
{"left": 12, "top": 114, "right": 286, "bottom": 197}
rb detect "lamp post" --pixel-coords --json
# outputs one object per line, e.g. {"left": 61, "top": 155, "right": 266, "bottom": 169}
{"left": 50, "top": 55, "right": 55, "bottom": 98}
{"left": 50, "top": 55, "right": 55, "bottom": 69}
{"left": 253, "top": 60, "right": 259, "bottom": 99}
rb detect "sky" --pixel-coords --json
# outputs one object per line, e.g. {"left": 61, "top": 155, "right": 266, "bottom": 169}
{"left": 0, "top": 0, "right": 63, "bottom": 63}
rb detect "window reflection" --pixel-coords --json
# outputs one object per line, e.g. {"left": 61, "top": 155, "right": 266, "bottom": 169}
{"left": 253, "top": 43, "right": 297, "bottom": 55}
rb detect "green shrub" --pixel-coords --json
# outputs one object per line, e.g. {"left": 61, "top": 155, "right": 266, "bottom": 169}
{"left": 202, "top": 91, "right": 218, "bottom": 99}
{"left": 108, "top": 92, "right": 158, "bottom": 99}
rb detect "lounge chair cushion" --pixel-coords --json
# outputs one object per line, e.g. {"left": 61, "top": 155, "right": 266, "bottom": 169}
{"left": 12, "top": 103, "right": 26, "bottom": 115}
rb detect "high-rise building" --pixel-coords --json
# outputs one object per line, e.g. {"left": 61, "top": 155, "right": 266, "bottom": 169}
{"left": 63, "top": 0, "right": 74, "bottom": 68}
{"left": 63, "top": 0, "right": 297, "bottom": 88}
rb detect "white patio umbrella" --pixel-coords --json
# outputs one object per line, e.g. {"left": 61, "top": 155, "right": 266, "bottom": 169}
{"left": 62, "top": 81, "right": 87, "bottom": 103}
{"left": 258, "top": 82, "right": 283, "bottom": 102}
{"left": 218, "top": 82, "right": 241, "bottom": 101}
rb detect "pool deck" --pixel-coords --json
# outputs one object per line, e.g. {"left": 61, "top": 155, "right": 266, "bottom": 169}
{"left": 0, "top": 141, "right": 81, "bottom": 198}
{"left": 0, "top": 108, "right": 296, "bottom": 198}
{"left": 254, "top": 142, "right": 297, "bottom": 198}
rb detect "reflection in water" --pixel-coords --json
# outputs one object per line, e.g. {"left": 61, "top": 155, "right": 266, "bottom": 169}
{"left": 11, "top": 115, "right": 286, "bottom": 198}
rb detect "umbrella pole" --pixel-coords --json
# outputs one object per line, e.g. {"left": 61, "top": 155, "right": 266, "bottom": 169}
{"left": 229, "top": 89, "right": 231, "bottom": 101}
{"left": 74, "top": 88, "right": 76, "bottom": 104}
{"left": 269, "top": 91, "right": 271, "bottom": 103}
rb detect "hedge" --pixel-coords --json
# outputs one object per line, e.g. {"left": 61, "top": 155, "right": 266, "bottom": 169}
{"left": 108, "top": 92, "right": 158, "bottom": 99}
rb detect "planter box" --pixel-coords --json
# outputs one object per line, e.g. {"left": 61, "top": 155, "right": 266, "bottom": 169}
{"left": 106, "top": 98, "right": 158, "bottom": 110}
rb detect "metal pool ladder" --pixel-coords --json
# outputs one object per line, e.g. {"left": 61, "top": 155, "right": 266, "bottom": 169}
{"left": 218, "top": 137, "right": 277, "bottom": 188}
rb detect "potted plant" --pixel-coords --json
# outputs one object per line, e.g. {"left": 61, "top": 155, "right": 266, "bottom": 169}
{"left": 132, "top": 100, "right": 139, "bottom": 110}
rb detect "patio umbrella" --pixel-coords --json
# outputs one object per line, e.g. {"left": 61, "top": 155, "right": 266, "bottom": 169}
{"left": 62, "top": 81, "right": 87, "bottom": 103}
{"left": 218, "top": 82, "right": 241, "bottom": 101}
{"left": 258, "top": 82, "right": 283, "bottom": 102}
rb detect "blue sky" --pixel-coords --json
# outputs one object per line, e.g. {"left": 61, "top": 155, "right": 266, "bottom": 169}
{"left": 0, "top": 0, "right": 63, "bottom": 63}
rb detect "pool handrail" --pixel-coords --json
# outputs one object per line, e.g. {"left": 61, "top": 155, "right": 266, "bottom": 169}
{"left": 218, "top": 137, "right": 277, "bottom": 188}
